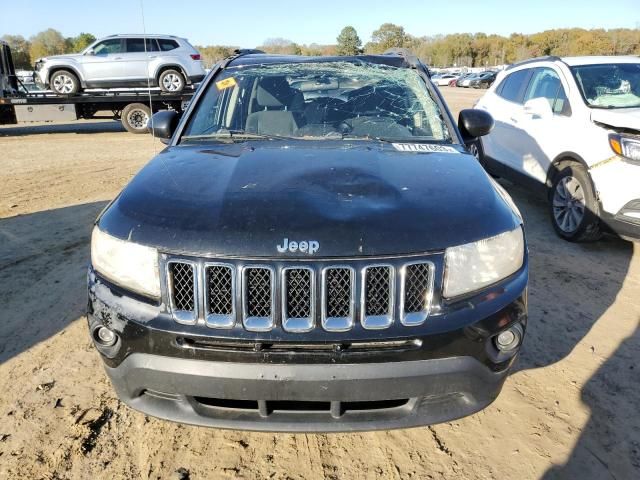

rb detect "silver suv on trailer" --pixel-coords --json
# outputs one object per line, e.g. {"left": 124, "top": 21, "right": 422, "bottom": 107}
{"left": 35, "top": 34, "right": 206, "bottom": 95}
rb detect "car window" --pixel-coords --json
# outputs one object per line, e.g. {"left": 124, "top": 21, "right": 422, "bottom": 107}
{"left": 570, "top": 63, "right": 640, "bottom": 109}
{"left": 524, "top": 68, "right": 571, "bottom": 116}
{"left": 158, "top": 39, "right": 179, "bottom": 51}
{"left": 93, "top": 39, "right": 123, "bottom": 55}
{"left": 497, "top": 69, "right": 532, "bottom": 103}
{"left": 181, "top": 62, "right": 452, "bottom": 143}
{"left": 126, "top": 38, "right": 159, "bottom": 53}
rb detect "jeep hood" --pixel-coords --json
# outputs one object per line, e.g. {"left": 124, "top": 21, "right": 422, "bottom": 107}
{"left": 591, "top": 107, "right": 640, "bottom": 132}
{"left": 98, "top": 141, "right": 521, "bottom": 257}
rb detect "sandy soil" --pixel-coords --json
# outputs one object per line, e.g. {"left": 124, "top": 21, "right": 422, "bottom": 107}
{"left": 0, "top": 88, "right": 638, "bottom": 480}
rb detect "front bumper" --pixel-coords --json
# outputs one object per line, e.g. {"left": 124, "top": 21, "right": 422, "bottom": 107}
{"left": 88, "top": 260, "right": 528, "bottom": 432}
{"left": 602, "top": 202, "right": 640, "bottom": 240}
{"left": 106, "top": 354, "right": 509, "bottom": 432}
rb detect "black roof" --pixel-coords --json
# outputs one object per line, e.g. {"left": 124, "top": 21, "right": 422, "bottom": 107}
{"left": 227, "top": 53, "right": 419, "bottom": 70}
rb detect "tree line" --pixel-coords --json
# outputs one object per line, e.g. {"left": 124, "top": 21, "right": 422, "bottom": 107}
{"left": 3, "top": 24, "right": 639, "bottom": 71}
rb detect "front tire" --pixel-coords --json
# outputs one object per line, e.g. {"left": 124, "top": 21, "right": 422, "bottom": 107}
{"left": 50, "top": 70, "right": 80, "bottom": 95}
{"left": 159, "top": 69, "right": 185, "bottom": 93}
{"left": 550, "top": 163, "right": 602, "bottom": 242}
{"left": 121, "top": 103, "right": 151, "bottom": 134}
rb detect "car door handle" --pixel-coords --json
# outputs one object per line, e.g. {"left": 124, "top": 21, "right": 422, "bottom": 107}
{"left": 148, "top": 56, "right": 157, "bottom": 59}
{"left": 510, "top": 117, "right": 518, "bottom": 124}
{"left": 114, "top": 57, "right": 123, "bottom": 60}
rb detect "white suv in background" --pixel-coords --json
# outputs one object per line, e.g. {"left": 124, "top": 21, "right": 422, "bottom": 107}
{"left": 474, "top": 56, "right": 640, "bottom": 242}
{"left": 35, "top": 34, "right": 205, "bottom": 95}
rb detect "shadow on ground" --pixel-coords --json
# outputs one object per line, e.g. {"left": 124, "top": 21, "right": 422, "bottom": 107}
{"left": 0, "top": 120, "right": 125, "bottom": 136}
{"left": 503, "top": 180, "right": 638, "bottom": 478}
{"left": 0, "top": 201, "right": 107, "bottom": 364}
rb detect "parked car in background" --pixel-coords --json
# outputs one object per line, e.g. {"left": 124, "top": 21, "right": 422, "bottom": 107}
{"left": 457, "top": 73, "right": 478, "bottom": 87}
{"left": 474, "top": 55, "right": 640, "bottom": 241}
{"left": 470, "top": 71, "right": 497, "bottom": 89}
{"left": 34, "top": 34, "right": 206, "bottom": 95}
{"left": 434, "top": 73, "right": 459, "bottom": 86}
{"left": 88, "top": 50, "right": 528, "bottom": 432}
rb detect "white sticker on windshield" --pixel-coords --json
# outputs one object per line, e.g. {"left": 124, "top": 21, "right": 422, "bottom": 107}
{"left": 392, "top": 143, "right": 458, "bottom": 153}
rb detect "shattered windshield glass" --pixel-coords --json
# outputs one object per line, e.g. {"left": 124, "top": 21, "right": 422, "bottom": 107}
{"left": 571, "top": 63, "right": 640, "bottom": 108}
{"left": 181, "top": 61, "right": 451, "bottom": 142}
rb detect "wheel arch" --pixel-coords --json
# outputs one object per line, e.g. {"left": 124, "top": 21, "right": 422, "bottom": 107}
{"left": 155, "top": 64, "right": 189, "bottom": 84}
{"left": 48, "top": 65, "right": 85, "bottom": 87}
{"left": 546, "top": 152, "right": 600, "bottom": 205}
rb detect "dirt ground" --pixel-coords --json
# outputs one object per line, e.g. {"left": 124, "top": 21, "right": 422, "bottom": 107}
{"left": 0, "top": 87, "right": 638, "bottom": 480}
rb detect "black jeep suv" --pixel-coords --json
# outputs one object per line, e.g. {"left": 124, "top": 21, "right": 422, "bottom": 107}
{"left": 88, "top": 51, "right": 528, "bottom": 432}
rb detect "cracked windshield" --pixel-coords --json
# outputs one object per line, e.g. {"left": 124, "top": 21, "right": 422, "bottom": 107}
{"left": 572, "top": 63, "right": 640, "bottom": 108}
{"left": 182, "top": 62, "right": 450, "bottom": 142}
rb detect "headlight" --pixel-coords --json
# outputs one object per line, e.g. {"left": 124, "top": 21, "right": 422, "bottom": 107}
{"left": 91, "top": 227, "right": 160, "bottom": 298}
{"left": 443, "top": 227, "right": 524, "bottom": 298}
{"left": 609, "top": 134, "right": 640, "bottom": 164}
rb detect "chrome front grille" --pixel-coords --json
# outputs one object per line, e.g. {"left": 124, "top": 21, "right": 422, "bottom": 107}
{"left": 167, "top": 258, "right": 435, "bottom": 332}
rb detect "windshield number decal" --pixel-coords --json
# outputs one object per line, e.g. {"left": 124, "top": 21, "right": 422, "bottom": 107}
{"left": 392, "top": 143, "right": 458, "bottom": 153}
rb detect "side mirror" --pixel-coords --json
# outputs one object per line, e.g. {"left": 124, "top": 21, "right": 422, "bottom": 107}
{"left": 523, "top": 97, "right": 552, "bottom": 119}
{"left": 458, "top": 109, "right": 494, "bottom": 140}
{"left": 85, "top": 49, "right": 95, "bottom": 56}
{"left": 148, "top": 110, "right": 180, "bottom": 143}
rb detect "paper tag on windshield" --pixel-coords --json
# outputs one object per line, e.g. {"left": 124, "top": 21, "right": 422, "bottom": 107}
{"left": 216, "top": 77, "right": 237, "bottom": 90}
{"left": 392, "top": 143, "right": 458, "bottom": 153}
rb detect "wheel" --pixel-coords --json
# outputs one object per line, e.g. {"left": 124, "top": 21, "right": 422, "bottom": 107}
{"left": 50, "top": 70, "right": 80, "bottom": 95}
{"left": 159, "top": 69, "right": 185, "bottom": 93}
{"left": 550, "top": 163, "right": 602, "bottom": 242}
{"left": 482, "top": 82, "right": 490, "bottom": 89}
{"left": 121, "top": 103, "right": 151, "bottom": 134}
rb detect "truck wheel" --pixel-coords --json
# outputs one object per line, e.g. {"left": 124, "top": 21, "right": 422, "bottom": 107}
{"left": 50, "top": 70, "right": 80, "bottom": 95}
{"left": 159, "top": 69, "right": 185, "bottom": 93}
{"left": 121, "top": 103, "right": 151, "bottom": 134}
{"left": 550, "top": 163, "right": 602, "bottom": 242}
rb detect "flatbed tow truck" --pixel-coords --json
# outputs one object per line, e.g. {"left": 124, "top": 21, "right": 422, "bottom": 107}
{"left": 0, "top": 39, "right": 194, "bottom": 134}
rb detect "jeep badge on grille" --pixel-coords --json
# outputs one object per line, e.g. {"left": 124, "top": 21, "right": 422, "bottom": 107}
{"left": 277, "top": 238, "right": 319, "bottom": 254}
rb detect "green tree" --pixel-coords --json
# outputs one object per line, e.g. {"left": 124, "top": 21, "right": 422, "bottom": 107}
{"left": 196, "top": 45, "right": 238, "bottom": 68}
{"left": 336, "top": 26, "right": 362, "bottom": 56}
{"left": 259, "top": 38, "right": 301, "bottom": 55}
{"left": 366, "top": 23, "right": 407, "bottom": 53}
{"left": 1, "top": 34, "right": 31, "bottom": 69}
{"left": 29, "top": 28, "right": 67, "bottom": 60}
{"left": 69, "top": 32, "right": 96, "bottom": 52}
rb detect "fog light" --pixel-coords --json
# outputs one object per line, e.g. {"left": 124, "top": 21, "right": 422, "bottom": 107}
{"left": 95, "top": 326, "right": 117, "bottom": 346}
{"left": 495, "top": 327, "right": 520, "bottom": 352}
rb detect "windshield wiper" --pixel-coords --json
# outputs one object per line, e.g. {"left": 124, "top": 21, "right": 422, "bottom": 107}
{"left": 182, "top": 129, "right": 292, "bottom": 141}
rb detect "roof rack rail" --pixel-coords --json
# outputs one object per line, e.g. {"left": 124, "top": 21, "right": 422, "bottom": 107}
{"left": 232, "top": 49, "right": 265, "bottom": 56}
{"left": 382, "top": 48, "right": 429, "bottom": 74}
{"left": 220, "top": 49, "right": 266, "bottom": 69}
{"left": 506, "top": 55, "right": 561, "bottom": 70}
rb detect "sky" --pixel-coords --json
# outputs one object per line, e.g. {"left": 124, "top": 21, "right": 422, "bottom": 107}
{"left": 1, "top": 0, "right": 638, "bottom": 47}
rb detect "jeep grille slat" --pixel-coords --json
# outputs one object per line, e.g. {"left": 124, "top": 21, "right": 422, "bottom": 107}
{"left": 285, "top": 269, "right": 312, "bottom": 318}
{"left": 166, "top": 259, "right": 435, "bottom": 332}
{"left": 243, "top": 267, "right": 274, "bottom": 332}
{"left": 400, "top": 262, "right": 434, "bottom": 326}
{"left": 282, "top": 268, "right": 314, "bottom": 332}
{"left": 168, "top": 261, "right": 197, "bottom": 325}
{"left": 169, "top": 262, "right": 195, "bottom": 311}
{"left": 207, "top": 265, "right": 233, "bottom": 315}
